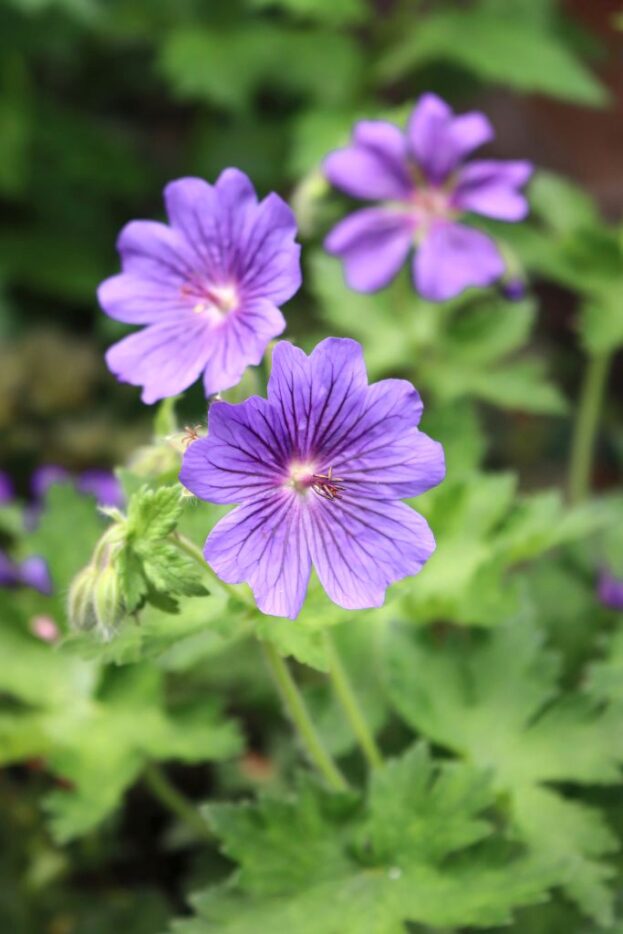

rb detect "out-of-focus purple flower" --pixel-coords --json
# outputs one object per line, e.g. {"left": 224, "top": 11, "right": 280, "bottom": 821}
{"left": 180, "top": 337, "right": 445, "bottom": 619}
{"left": 598, "top": 570, "right": 623, "bottom": 611}
{"left": 323, "top": 93, "right": 532, "bottom": 302}
{"left": 31, "top": 465, "right": 123, "bottom": 513}
{"left": 19, "top": 556, "right": 53, "bottom": 595}
{"left": 502, "top": 279, "right": 526, "bottom": 302}
{"left": 0, "top": 552, "right": 52, "bottom": 595}
{"left": 77, "top": 470, "right": 123, "bottom": 508}
{"left": 0, "top": 552, "right": 19, "bottom": 588}
{"left": 98, "top": 169, "right": 302, "bottom": 403}
{"left": 32, "top": 465, "right": 70, "bottom": 500}
{"left": 0, "top": 471, "right": 14, "bottom": 504}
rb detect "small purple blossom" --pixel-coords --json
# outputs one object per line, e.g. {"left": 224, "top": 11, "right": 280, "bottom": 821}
{"left": 0, "top": 552, "right": 52, "bottom": 595}
{"left": 598, "top": 570, "right": 623, "bottom": 611}
{"left": 76, "top": 470, "right": 124, "bottom": 508}
{"left": 98, "top": 169, "right": 301, "bottom": 403}
{"left": 32, "top": 465, "right": 122, "bottom": 506}
{"left": 323, "top": 93, "right": 533, "bottom": 302}
{"left": 180, "top": 337, "right": 444, "bottom": 619}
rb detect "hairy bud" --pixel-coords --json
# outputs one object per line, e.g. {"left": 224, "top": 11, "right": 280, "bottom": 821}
{"left": 68, "top": 564, "right": 98, "bottom": 632}
{"left": 92, "top": 564, "right": 123, "bottom": 640}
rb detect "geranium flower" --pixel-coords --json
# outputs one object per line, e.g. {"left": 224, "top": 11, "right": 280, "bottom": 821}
{"left": 180, "top": 337, "right": 444, "bottom": 619}
{"left": 598, "top": 570, "right": 623, "bottom": 611}
{"left": 99, "top": 169, "right": 301, "bottom": 403}
{"left": 323, "top": 93, "right": 532, "bottom": 302}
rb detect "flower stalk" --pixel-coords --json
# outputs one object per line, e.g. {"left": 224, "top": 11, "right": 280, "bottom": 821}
{"left": 323, "top": 630, "right": 383, "bottom": 770}
{"left": 171, "top": 532, "right": 349, "bottom": 791}
{"left": 568, "top": 351, "right": 611, "bottom": 504}
{"left": 143, "top": 763, "right": 211, "bottom": 839}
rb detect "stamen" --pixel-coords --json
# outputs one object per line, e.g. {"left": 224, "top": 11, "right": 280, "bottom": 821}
{"left": 287, "top": 463, "right": 345, "bottom": 501}
{"left": 310, "top": 467, "right": 345, "bottom": 502}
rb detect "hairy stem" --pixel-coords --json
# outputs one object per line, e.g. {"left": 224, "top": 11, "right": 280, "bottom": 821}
{"left": 323, "top": 630, "right": 383, "bottom": 770}
{"left": 568, "top": 352, "right": 611, "bottom": 504}
{"left": 261, "top": 640, "right": 349, "bottom": 792}
{"left": 172, "top": 531, "right": 348, "bottom": 791}
{"left": 143, "top": 763, "right": 211, "bottom": 838}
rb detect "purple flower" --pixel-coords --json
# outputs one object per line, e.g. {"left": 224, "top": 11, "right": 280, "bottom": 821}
{"left": 323, "top": 93, "right": 532, "bottom": 302}
{"left": 77, "top": 470, "right": 123, "bottom": 508}
{"left": 98, "top": 169, "right": 301, "bottom": 403}
{"left": 32, "top": 465, "right": 70, "bottom": 500}
{"left": 0, "top": 552, "right": 52, "bottom": 595}
{"left": 180, "top": 338, "right": 444, "bottom": 619}
{"left": 19, "top": 556, "right": 53, "bottom": 595}
{"left": 598, "top": 570, "right": 623, "bottom": 611}
{"left": 0, "top": 471, "right": 14, "bottom": 504}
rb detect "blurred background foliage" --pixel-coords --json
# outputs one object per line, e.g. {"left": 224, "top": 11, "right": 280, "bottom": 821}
{"left": 1, "top": 0, "right": 623, "bottom": 932}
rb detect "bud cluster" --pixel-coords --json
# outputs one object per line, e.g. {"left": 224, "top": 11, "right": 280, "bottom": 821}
{"left": 68, "top": 521, "right": 125, "bottom": 641}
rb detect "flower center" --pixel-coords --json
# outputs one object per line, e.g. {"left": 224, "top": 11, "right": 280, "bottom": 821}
{"left": 181, "top": 281, "right": 239, "bottom": 320}
{"left": 410, "top": 186, "right": 456, "bottom": 227}
{"left": 287, "top": 462, "right": 345, "bottom": 501}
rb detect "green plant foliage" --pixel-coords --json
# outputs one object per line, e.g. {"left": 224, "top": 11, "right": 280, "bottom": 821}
{"left": 310, "top": 253, "right": 567, "bottom": 413}
{"left": 172, "top": 745, "right": 554, "bottom": 933}
{"left": 0, "top": 592, "right": 242, "bottom": 842}
{"left": 377, "top": 5, "right": 608, "bottom": 106}
{"left": 384, "top": 618, "right": 623, "bottom": 924}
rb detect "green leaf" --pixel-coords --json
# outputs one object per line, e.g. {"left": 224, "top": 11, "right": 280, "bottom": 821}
{"left": 43, "top": 665, "right": 242, "bottom": 841}
{"left": 530, "top": 172, "right": 599, "bottom": 235}
{"left": 127, "top": 485, "right": 183, "bottom": 543}
{"left": 247, "top": 0, "right": 366, "bottom": 26}
{"left": 26, "top": 482, "right": 104, "bottom": 604}
{"left": 159, "top": 25, "right": 361, "bottom": 112}
{"left": 384, "top": 618, "right": 623, "bottom": 923}
{"left": 377, "top": 9, "right": 608, "bottom": 106}
{"left": 173, "top": 746, "right": 552, "bottom": 932}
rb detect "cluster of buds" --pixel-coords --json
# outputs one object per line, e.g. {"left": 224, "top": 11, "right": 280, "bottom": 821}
{"left": 68, "top": 519, "right": 125, "bottom": 641}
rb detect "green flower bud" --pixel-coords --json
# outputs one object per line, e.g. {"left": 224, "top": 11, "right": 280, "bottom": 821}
{"left": 67, "top": 565, "right": 98, "bottom": 632}
{"left": 92, "top": 564, "right": 123, "bottom": 641}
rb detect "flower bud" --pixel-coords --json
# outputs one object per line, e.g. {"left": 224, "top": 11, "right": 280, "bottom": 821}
{"left": 67, "top": 564, "right": 98, "bottom": 632}
{"left": 92, "top": 564, "right": 123, "bottom": 640}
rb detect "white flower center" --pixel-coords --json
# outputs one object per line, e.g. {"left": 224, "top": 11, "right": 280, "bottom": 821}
{"left": 181, "top": 281, "right": 239, "bottom": 320}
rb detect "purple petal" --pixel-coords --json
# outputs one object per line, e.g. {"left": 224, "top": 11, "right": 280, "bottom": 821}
{"left": 77, "top": 470, "right": 123, "bottom": 508}
{"left": 407, "top": 93, "right": 493, "bottom": 183}
{"left": 329, "top": 379, "right": 446, "bottom": 498}
{"left": 116, "top": 220, "right": 195, "bottom": 279}
{"left": 268, "top": 338, "right": 368, "bottom": 460}
{"left": 180, "top": 397, "right": 285, "bottom": 504}
{"left": 32, "top": 465, "right": 70, "bottom": 499}
{"left": 204, "top": 492, "right": 311, "bottom": 619}
{"left": 454, "top": 160, "right": 533, "bottom": 221}
{"left": 98, "top": 273, "right": 190, "bottom": 325}
{"left": 202, "top": 298, "right": 286, "bottom": 397}
{"left": 414, "top": 222, "right": 504, "bottom": 302}
{"left": 0, "top": 552, "right": 20, "bottom": 588}
{"left": 598, "top": 571, "right": 623, "bottom": 611}
{"left": 323, "top": 119, "right": 412, "bottom": 200}
{"left": 325, "top": 208, "right": 414, "bottom": 292}
{"left": 0, "top": 471, "right": 14, "bottom": 504}
{"left": 306, "top": 497, "right": 435, "bottom": 610}
{"left": 234, "top": 193, "right": 301, "bottom": 305}
{"left": 20, "top": 556, "right": 53, "bottom": 595}
{"left": 105, "top": 317, "right": 211, "bottom": 404}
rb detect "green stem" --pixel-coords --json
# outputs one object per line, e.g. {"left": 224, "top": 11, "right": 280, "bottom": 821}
{"left": 568, "top": 352, "right": 611, "bottom": 504}
{"left": 261, "top": 640, "right": 348, "bottom": 791}
{"left": 172, "top": 532, "right": 347, "bottom": 791}
{"left": 143, "top": 763, "right": 210, "bottom": 838}
{"left": 323, "top": 631, "right": 383, "bottom": 770}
